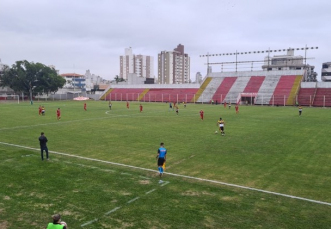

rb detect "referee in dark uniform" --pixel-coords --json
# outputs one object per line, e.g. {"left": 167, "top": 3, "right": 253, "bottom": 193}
{"left": 39, "top": 132, "right": 49, "bottom": 160}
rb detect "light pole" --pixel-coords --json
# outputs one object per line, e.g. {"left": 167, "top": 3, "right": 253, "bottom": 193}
{"left": 29, "top": 79, "right": 38, "bottom": 105}
{"left": 29, "top": 69, "right": 42, "bottom": 105}
{"left": 29, "top": 81, "right": 33, "bottom": 105}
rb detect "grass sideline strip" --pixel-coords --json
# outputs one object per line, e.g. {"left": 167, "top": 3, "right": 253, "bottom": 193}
{"left": 1, "top": 141, "right": 331, "bottom": 207}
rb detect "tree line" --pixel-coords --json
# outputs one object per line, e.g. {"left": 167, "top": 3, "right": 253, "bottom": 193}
{"left": 0, "top": 60, "right": 66, "bottom": 101}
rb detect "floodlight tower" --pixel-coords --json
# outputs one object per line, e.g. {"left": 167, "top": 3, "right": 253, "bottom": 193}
{"left": 200, "top": 46, "right": 318, "bottom": 73}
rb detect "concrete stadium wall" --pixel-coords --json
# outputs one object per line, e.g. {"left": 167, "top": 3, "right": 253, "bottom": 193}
{"left": 208, "top": 70, "right": 304, "bottom": 78}
{"left": 301, "top": 82, "right": 331, "bottom": 88}
{"left": 109, "top": 83, "right": 200, "bottom": 89}
{"left": 301, "top": 82, "right": 316, "bottom": 88}
{"left": 317, "top": 82, "right": 331, "bottom": 88}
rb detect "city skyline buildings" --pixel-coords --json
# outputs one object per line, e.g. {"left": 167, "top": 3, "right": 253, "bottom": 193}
{"left": 158, "top": 44, "right": 190, "bottom": 84}
{"left": 119, "top": 47, "right": 154, "bottom": 81}
{"left": 120, "top": 45, "right": 191, "bottom": 84}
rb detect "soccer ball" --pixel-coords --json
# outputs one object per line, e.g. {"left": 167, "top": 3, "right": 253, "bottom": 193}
{"left": 60, "top": 221, "right": 67, "bottom": 227}
{"left": 215, "top": 131, "right": 218, "bottom": 134}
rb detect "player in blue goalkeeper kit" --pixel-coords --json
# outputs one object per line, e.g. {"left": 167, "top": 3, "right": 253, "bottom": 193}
{"left": 156, "top": 142, "right": 167, "bottom": 179}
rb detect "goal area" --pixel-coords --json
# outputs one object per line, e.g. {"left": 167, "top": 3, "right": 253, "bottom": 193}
{"left": 0, "top": 95, "right": 20, "bottom": 104}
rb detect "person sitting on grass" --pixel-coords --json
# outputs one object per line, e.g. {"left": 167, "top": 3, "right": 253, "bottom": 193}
{"left": 46, "top": 214, "right": 67, "bottom": 229}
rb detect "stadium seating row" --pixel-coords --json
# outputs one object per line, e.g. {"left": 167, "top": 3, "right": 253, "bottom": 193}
{"left": 101, "top": 75, "right": 331, "bottom": 106}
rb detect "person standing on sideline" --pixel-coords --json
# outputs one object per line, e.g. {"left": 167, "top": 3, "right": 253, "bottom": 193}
{"left": 39, "top": 132, "right": 49, "bottom": 161}
{"left": 217, "top": 117, "right": 225, "bottom": 136}
{"left": 84, "top": 103, "right": 87, "bottom": 111}
{"left": 298, "top": 105, "right": 302, "bottom": 116}
{"left": 139, "top": 104, "right": 143, "bottom": 112}
{"left": 200, "top": 110, "right": 204, "bottom": 120}
{"left": 235, "top": 104, "right": 239, "bottom": 114}
{"left": 156, "top": 142, "right": 167, "bottom": 182}
{"left": 109, "top": 101, "right": 112, "bottom": 110}
{"left": 46, "top": 214, "right": 67, "bottom": 229}
{"left": 126, "top": 101, "right": 130, "bottom": 109}
{"left": 56, "top": 108, "right": 61, "bottom": 120}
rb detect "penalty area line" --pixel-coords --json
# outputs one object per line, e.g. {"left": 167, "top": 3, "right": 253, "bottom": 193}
{"left": 1, "top": 141, "right": 331, "bottom": 207}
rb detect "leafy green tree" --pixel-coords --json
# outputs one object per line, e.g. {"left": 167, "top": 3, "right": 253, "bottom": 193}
{"left": 0, "top": 60, "right": 65, "bottom": 101}
{"left": 114, "top": 75, "right": 126, "bottom": 84}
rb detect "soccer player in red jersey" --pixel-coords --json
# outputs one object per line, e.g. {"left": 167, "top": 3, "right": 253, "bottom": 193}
{"left": 200, "top": 110, "right": 204, "bottom": 120}
{"left": 139, "top": 104, "right": 143, "bottom": 112}
{"left": 224, "top": 101, "right": 227, "bottom": 108}
{"left": 56, "top": 108, "right": 61, "bottom": 120}
{"left": 84, "top": 103, "right": 87, "bottom": 111}
{"left": 39, "top": 105, "right": 42, "bottom": 115}
{"left": 235, "top": 104, "right": 239, "bottom": 114}
{"left": 127, "top": 101, "right": 129, "bottom": 109}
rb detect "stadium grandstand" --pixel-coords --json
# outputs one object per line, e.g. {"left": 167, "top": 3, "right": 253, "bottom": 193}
{"left": 100, "top": 47, "right": 331, "bottom": 107}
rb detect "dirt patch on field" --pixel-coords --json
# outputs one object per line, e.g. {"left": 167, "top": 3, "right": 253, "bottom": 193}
{"left": 221, "top": 196, "right": 240, "bottom": 202}
{"left": 138, "top": 180, "right": 151, "bottom": 185}
{"left": 3, "top": 196, "right": 10, "bottom": 200}
{"left": 119, "top": 191, "right": 131, "bottom": 196}
{"left": 202, "top": 191, "right": 215, "bottom": 196}
{"left": 33, "top": 203, "right": 54, "bottom": 210}
{"left": 29, "top": 192, "right": 46, "bottom": 198}
{"left": 61, "top": 210, "right": 74, "bottom": 216}
{"left": 181, "top": 190, "right": 215, "bottom": 197}
{"left": 0, "top": 221, "right": 8, "bottom": 229}
{"left": 181, "top": 190, "right": 200, "bottom": 196}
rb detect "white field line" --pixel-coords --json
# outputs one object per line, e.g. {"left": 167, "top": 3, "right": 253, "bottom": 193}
{"left": 127, "top": 197, "right": 140, "bottom": 204}
{"left": 0, "top": 110, "right": 196, "bottom": 132}
{"left": 63, "top": 161, "right": 116, "bottom": 173}
{"left": 83, "top": 180, "right": 167, "bottom": 226}
{"left": 1, "top": 141, "right": 331, "bottom": 207}
{"left": 21, "top": 154, "right": 35, "bottom": 157}
{"left": 145, "top": 189, "right": 156, "bottom": 194}
{"left": 81, "top": 218, "right": 98, "bottom": 227}
{"left": 160, "top": 181, "right": 170, "bottom": 187}
{"left": 167, "top": 155, "right": 195, "bottom": 169}
{"left": 104, "top": 207, "right": 121, "bottom": 216}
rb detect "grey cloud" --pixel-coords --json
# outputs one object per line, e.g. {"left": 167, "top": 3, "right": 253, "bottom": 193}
{"left": 0, "top": 0, "right": 330, "bottom": 80}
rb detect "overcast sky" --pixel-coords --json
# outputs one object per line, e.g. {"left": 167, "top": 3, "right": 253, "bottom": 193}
{"left": 1, "top": 0, "right": 330, "bottom": 81}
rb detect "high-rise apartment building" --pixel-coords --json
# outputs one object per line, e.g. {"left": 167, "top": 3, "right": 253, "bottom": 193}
{"left": 158, "top": 44, "right": 190, "bottom": 84}
{"left": 119, "top": 47, "right": 154, "bottom": 80}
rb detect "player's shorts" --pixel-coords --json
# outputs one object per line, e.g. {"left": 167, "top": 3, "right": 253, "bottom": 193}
{"left": 158, "top": 158, "right": 165, "bottom": 166}
{"left": 220, "top": 126, "right": 224, "bottom": 131}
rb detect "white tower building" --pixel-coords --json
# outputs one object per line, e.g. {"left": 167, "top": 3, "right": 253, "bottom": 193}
{"left": 158, "top": 44, "right": 190, "bottom": 84}
{"left": 119, "top": 47, "right": 154, "bottom": 81}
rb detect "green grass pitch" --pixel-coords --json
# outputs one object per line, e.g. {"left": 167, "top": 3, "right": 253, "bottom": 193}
{"left": 1, "top": 101, "right": 331, "bottom": 228}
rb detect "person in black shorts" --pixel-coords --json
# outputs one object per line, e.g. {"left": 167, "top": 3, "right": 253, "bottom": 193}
{"left": 39, "top": 132, "right": 49, "bottom": 160}
{"left": 156, "top": 143, "right": 167, "bottom": 180}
